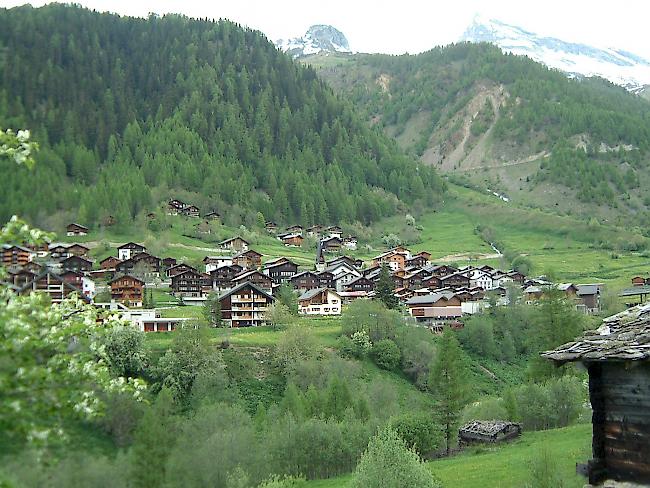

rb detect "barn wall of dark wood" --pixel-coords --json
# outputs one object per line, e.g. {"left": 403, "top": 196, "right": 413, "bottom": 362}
{"left": 589, "top": 362, "right": 650, "bottom": 483}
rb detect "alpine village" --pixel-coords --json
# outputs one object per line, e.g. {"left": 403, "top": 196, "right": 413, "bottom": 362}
{"left": 2, "top": 4, "right": 650, "bottom": 488}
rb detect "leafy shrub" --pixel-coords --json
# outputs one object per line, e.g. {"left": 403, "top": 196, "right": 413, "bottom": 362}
{"left": 370, "top": 339, "right": 401, "bottom": 371}
{"left": 389, "top": 413, "right": 441, "bottom": 457}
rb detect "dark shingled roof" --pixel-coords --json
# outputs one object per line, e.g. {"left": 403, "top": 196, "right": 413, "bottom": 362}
{"left": 459, "top": 420, "right": 520, "bottom": 436}
{"left": 541, "top": 303, "right": 650, "bottom": 363}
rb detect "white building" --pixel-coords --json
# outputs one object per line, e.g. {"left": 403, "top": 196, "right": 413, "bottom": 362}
{"left": 298, "top": 288, "right": 342, "bottom": 315}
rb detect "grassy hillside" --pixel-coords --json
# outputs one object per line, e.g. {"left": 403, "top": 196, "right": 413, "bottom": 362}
{"left": 304, "top": 46, "right": 650, "bottom": 229}
{"left": 308, "top": 423, "right": 591, "bottom": 488}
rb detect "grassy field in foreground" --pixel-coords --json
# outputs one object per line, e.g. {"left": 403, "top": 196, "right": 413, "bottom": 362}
{"left": 308, "top": 423, "right": 591, "bottom": 488}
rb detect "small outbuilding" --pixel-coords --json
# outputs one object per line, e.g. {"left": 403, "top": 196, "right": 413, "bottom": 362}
{"left": 541, "top": 303, "right": 650, "bottom": 486}
{"left": 458, "top": 420, "right": 521, "bottom": 445}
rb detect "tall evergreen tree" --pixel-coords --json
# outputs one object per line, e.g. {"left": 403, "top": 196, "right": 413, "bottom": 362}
{"left": 428, "top": 328, "right": 470, "bottom": 455}
{"left": 376, "top": 264, "right": 398, "bottom": 309}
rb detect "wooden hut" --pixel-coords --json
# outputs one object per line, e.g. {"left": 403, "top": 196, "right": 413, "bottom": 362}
{"left": 541, "top": 303, "right": 650, "bottom": 485}
{"left": 458, "top": 420, "right": 521, "bottom": 445}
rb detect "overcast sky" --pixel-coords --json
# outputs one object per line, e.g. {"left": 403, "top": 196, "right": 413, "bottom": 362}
{"left": 2, "top": 0, "right": 649, "bottom": 58}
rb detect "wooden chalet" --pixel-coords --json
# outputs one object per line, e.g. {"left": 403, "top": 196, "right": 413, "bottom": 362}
{"left": 346, "top": 276, "right": 375, "bottom": 293}
{"left": 100, "top": 256, "right": 122, "bottom": 270}
{"left": 166, "top": 263, "right": 197, "bottom": 278}
{"left": 506, "top": 270, "right": 526, "bottom": 284}
{"left": 117, "top": 242, "right": 147, "bottom": 261}
{"left": 60, "top": 270, "right": 95, "bottom": 299}
{"left": 116, "top": 253, "right": 161, "bottom": 278}
{"left": 265, "top": 221, "right": 278, "bottom": 233}
{"left": 167, "top": 199, "right": 186, "bottom": 215}
{"left": 232, "top": 249, "right": 263, "bottom": 270}
{"left": 342, "top": 236, "right": 357, "bottom": 251}
{"left": 182, "top": 204, "right": 200, "bottom": 218}
{"left": 219, "top": 237, "right": 249, "bottom": 253}
{"left": 48, "top": 244, "right": 70, "bottom": 260}
{"left": 372, "top": 250, "right": 408, "bottom": 271}
{"left": 66, "top": 223, "right": 89, "bottom": 236}
{"left": 306, "top": 225, "right": 322, "bottom": 237}
{"left": 203, "top": 211, "right": 221, "bottom": 221}
{"left": 324, "top": 226, "right": 342, "bottom": 238}
{"left": 576, "top": 284, "right": 603, "bottom": 314}
{"left": 61, "top": 255, "right": 93, "bottom": 273}
{"left": 210, "top": 264, "right": 244, "bottom": 291}
{"left": 18, "top": 270, "right": 90, "bottom": 304}
{"left": 203, "top": 255, "right": 233, "bottom": 273}
{"left": 439, "top": 272, "right": 471, "bottom": 289}
{"left": 285, "top": 225, "right": 303, "bottom": 234}
{"left": 320, "top": 236, "right": 342, "bottom": 253}
{"left": 232, "top": 270, "right": 273, "bottom": 292}
{"left": 632, "top": 276, "right": 648, "bottom": 287}
{"left": 327, "top": 255, "right": 363, "bottom": 270}
{"left": 298, "top": 288, "right": 342, "bottom": 316}
{"left": 281, "top": 233, "right": 304, "bottom": 247}
{"left": 162, "top": 257, "right": 177, "bottom": 270}
{"left": 406, "top": 255, "right": 428, "bottom": 268}
{"left": 426, "top": 264, "right": 458, "bottom": 278}
{"left": 65, "top": 243, "right": 90, "bottom": 257}
{"left": 219, "top": 282, "right": 275, "bottom": 327}
{"left": 109, "top": 274, "right": 144, "bottom": 307}
{"left": 541, "top": 304, "right": 650, "bottom": 485}
{"left": 290, "top": 271, "right": 322, "bottom": 291}
{"left": 317, "top": 271, "right": 336, "bottom": 290}
{"left": 459, "top": 421, "right": 521, "bottom": 445}
{"left": 263, "top": 259, "right": 298, "bottom": 284}
{"left": 170, "top": 270, "right": 207, "bottom": 298}
{"left": 4, "top": 268, "right": 36, "bottom": 288}
{"left": 2, "top": 245, "right": 34, "bottom": 266}
{"left": 405, "top": 291, "right": 463, "bottom": 322}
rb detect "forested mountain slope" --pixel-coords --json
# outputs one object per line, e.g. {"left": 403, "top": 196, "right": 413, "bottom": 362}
{"left": 305, "top": 44, "right": 650, "bottom": 229}
{"left": 0, "top": 4, "right": 445, "bottom": 229}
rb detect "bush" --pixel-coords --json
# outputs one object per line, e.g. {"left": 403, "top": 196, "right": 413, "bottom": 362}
{"left": 389, "top": 413, "right": 441, "bottom": 457}
{"left": 370, "top": 339, "right": 401, "bottom": 371}
{"left": 352, "top": 428, "right": 441, "bottom": 488}
{"left": 257, "top": 476, "right": 307, "bottom": 488}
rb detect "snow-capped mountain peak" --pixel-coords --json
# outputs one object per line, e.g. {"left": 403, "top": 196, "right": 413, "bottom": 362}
{"left": 276, "top": 25, "right": 351, "bottom": 58}
{"left": 460, "top": 16, "right": 650, "bottom": 92}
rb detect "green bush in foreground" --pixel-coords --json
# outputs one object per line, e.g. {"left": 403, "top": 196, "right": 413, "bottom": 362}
{"left": 353, "top": 428, "right": 441, "bottom": 488}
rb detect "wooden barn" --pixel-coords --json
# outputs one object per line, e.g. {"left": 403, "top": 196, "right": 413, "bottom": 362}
{"left": 458, "top": 420, "right": 521, "bottom": 445}
{"left": 541, "top": 303, "right": 650, "bottom": 485}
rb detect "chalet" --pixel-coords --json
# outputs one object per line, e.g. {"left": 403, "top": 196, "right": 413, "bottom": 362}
{"left": 203, "top": 211, "right": 221, "bottom": 221}
{"left": 458, "top": 421, "right": 521, "bottom": 446}
{"left": 162, "top": 257, "right": 177, "bottom": 270}
{"left": 425, "top": 264, "right": 459, "bottom": 278}
{"left": 182, "top": 204, "right": 200, "bottom": 218}
{"left": 306, "top": 225, "right": 323, "bottom": 237}
{"left": 116, "top": 253, "right": 161, "bottom": 278}
{"left": 290, "top": 271, "right": 322, "bottom": 291}
{"left": 439, "top": 272, "right": 471, "bottom": 289}
{"left": 323, "top": 262, "right": 362, "bottom": 292}
{"left": 66, "top": 243, "right": 90, "bottom": 257}
{"left": 219, "top": 237, "right": 249, "bottom": 253}
{"left": 506, "top": 270, "right": 526, "bottom": 284}
{"left": 632, "top": 276, "right": 647, "bottom": 287}
{"left": 405, "top": 291, "right": 463, "bottom": 322}
{"left": 372, "top": 249, "right": 409, "bottom": 271}
{"left": 66, "top": 223, "right": 89, "bottom": 236}
{"left": 5, "top": 268, "right": 36, "bottom": 288}
{"left": 265, "top": 221, "right": 278, "bottom": 233}
{"left": 170, "top": 270, "right": 206, "bottom": 298}
{"left": 61, "top": 255, "right": 93, "bottom": 273}
{"left": 232, "top": 249, "right": 263, "bottom": 270}
{"left": 338, "top": 290, "right": 369, "bottom": 303}
{"left": 541, "top": 304, "right": 650, "bottom": 485}
{"left": 285, "top": 225, "right": 303, "bottom": 234}
{"left": 203, "top": 255, "right": 233, "bottom": 273}
{"left": 95, "top": 303, "right": 191, "bottom": 333}
{"left": 232, "top": 270, "right": 273, "bottom": 292}
{"left": 18, "top": 270, "right": 90, "bottom": 304}
{"left": 219, "top": 282, "right": 275, "bottom": 327}
{"left": 406, "top": 255, "right": 429, "bottom": 269}
{"left": 576, "top": 284, "right": 603, "bottom": 314}
{"left": 556, "top": 283, "right": 579, "bottom": 300}
{"left": 2, "top": 245, "right": 34, "bottom": 266}
{"left": 464, "top": 268, "right": 494, "bottom": 290}
{"left": 263, "top": 259, "right": 298, "bottom": 284}
{"left": 298, "top": 288, "right": 342, "bottom": 315}
{"left": 523, "top": 285, "right": 544, "bottom": 303}
{"left": 342, "top": 236, "right": 357, "bottom": 251}
{"left": 117, "top": 242, "right": 147, "bottom": 261}
{"left": 20, "top": 261, "right": 42, "bottom": 274}
{"left": 60, "top": 270, "right": 95, "bottom": 298}
{"left": 320, "top": 236, "right": 342, "bottom": 253}
{"left": 391, "top": 273, "right": 407, "bottom": 290}
{"left": 346, "top": 276, "right": 375, "bottom": 293}
{"left": 317, "top": 271, "right": 336, "bottom": 290}
{"left": 167, "top": 199, "right": 186, "bottom": 215}
{"left": 100, "top": 256, "right": 122, "bottom": 270}
{"left": 166, "top": 263, "right": 197, "bottom": 278}
{"left": 109, "top": 274, "right": 144, "bottom": 307}
{"left": 210, "top": 264, "right": 244, "bottom": 291}
{"left": 25, "top": 242, "right": 49, "bottom": 258}
{"left": 324, "top": 226, "right": 342, "bottom": 239}
{"left": 281, "top": 233, "right": 304, "bottom": 247}
{"left": 48, "top": 244, "right": 70, "bottom": 260}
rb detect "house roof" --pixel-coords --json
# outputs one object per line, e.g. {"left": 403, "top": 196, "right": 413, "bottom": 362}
{"left": 220, "top": 281, "right": 275, "bottom": 302}
{"left": 281, "top": 233, "right": 303, "bottom": 240}
{"left": 67, "top": 222, "right": 89, "bottom": 230}
{"left": 298, "top": 287, "right": 339, "bottom": 301}
{"left": 220, "top": 236, "right": 249, "bottom": 245}
{"left": 117, "top": 242, "right": 145, "bottom": 250}
{"left": 542, "top": 303, "right": 650, "bottom": 363}
{"left": 203, "top": 255, "right": 232, "bottom": 262}
{"left": 109, "top": 274, "right": 145, "bottom": 284}
{"left": 619, "top": 285, "right": 650, "bottom": 297}
{"left": 291, "top": 270, "right": 318, "bottom": 279}
{"left": 405, "top": 291, "right": 458, "bottom": 306}
{"left": 100, "top": 256, "right": 122, "bottom": 264}
{"left": 18, "top": 270, "right": 91, "bottom": 302}
{"left": 459, "top": 420, "right": 520, "bottom": 436}
{"left": 576, "top": 284, "right": 601, "bottom": 296}
{"left": 524, "top": 285, "right": 542, "bottom": 293}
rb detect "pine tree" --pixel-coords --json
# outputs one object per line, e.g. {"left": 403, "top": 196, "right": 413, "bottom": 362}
{"left": 202, "top": 292, "right": 222, "bottom": 327}
{"left": 376, "top": 264, "right": 398, "bottom": 309}
{"left": 428, "top": 328, "right": 470, "bottom": 455}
